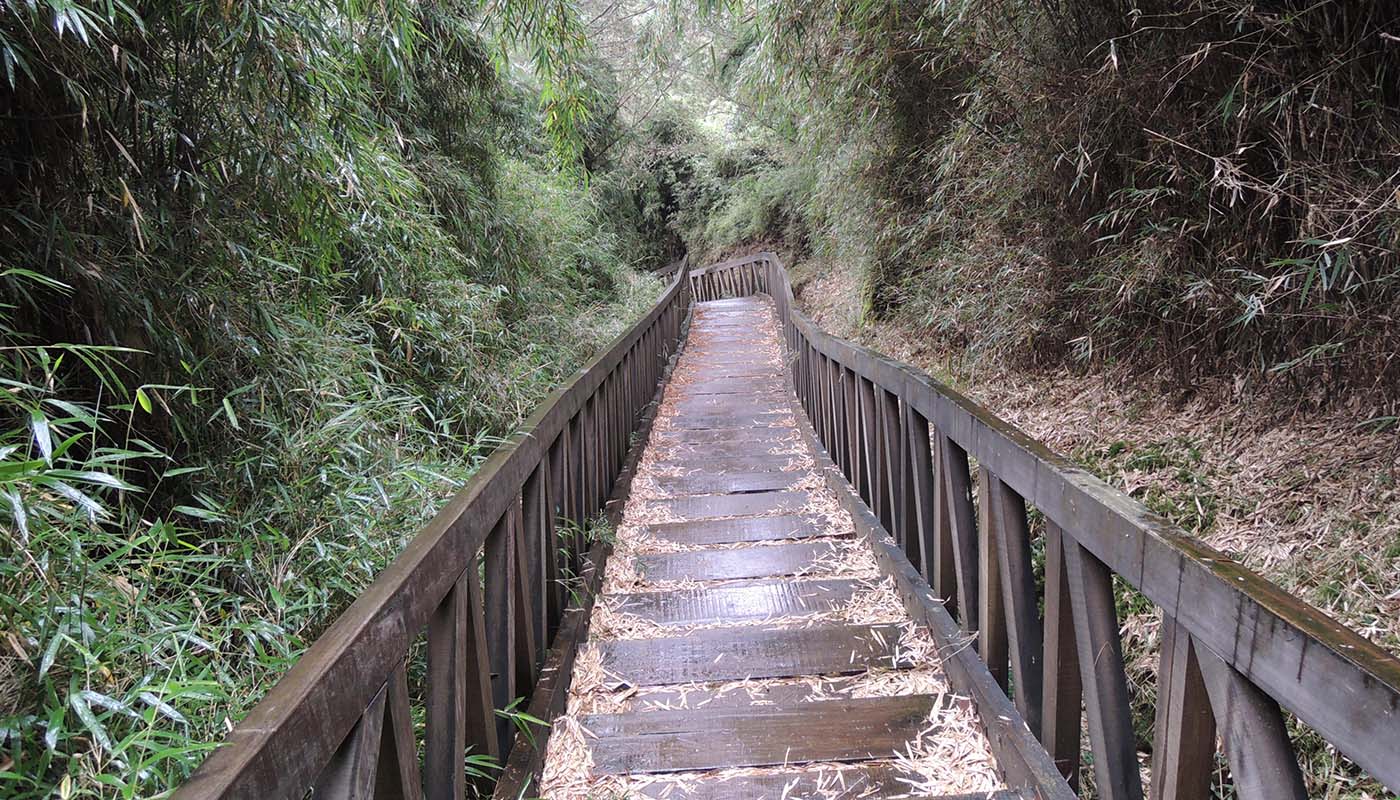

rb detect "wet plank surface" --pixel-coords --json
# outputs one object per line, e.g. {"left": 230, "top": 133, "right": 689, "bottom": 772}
{"left": 636, "top": 767, "right": 1021, "bottom": 800}
{"left": 649, "top": 469, "right": 803, "bottom": 495}
{"left": 648, "top": 489, "right": 810, "bottom": 519}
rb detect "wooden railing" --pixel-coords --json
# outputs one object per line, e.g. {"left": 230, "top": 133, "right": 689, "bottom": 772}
{"left": 175, "top": 266, "right": 691, "bottom": 800}
{"left": 692, "top": 253, "right": 1400, "bottom": 799}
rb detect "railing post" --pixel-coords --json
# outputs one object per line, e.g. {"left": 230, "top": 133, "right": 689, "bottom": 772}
{"left": 992, "top": 476, "right": 1043, "bottom": 734}
{"left": 939, "top": 435, "right": 979, "bottom": 632}
{"left": 1041, "top": 522, "right": 1082, "bottom": 789}
{"left": 1064, "top": 538, "right": 1143, "bottom": 800}
{"left": 1150, "top": 615, "right": 1215, "bottom": 800}
{"left": 977, "top": 468, "right": 1009, "bottom": 688}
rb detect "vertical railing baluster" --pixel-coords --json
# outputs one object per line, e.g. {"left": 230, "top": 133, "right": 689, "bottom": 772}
{"left": 877, "top": 389, "right": 901, "bottom": 537}
{"left": 930, "top": 431, "right": 958, "bottom": 613}
{"left": 1195, "top": 642, "right": 1308, "bottom": 800}
{"left": 1064, "top": 538, "right": 1143, "bottom": 800}
{"left": 313, "top": 682, "right": 387, "bottom": 799}
{"left": 1151, "top": 614, "right": 1215, "bottom": 800}
{"left": 977, "top": 469, "right": 1009, "bottom": 688}
{"left": 1041, "top": 522, "right": 1082, "bottom": 789}
{"left": 991, "top": 476, "right": 1043, "bottom": 733}
{"left": 484, "top": 510, "right": 518, "bottom": 752}
{"left": 380, "top": 665, "right": 425, "bottom": 800}
{"left": 425, "top": 577, "right": 468, "bottom": 800}
{"left": 521, "top": 462, "right": 547, "bottom": 659}
{"left": 901, "top": 405, "right": 936, "bottom": 582}
{"left": 939, "top": 435, "right": 980, "bottom": 632}
{"left": 856, "top": 377, "right": 878, "bottom": 509}
{"left": 509, "top": 501, "right": 538, "bottom": 691}
{"left": 545, "top": 436, "right": 565, "bottom": 638}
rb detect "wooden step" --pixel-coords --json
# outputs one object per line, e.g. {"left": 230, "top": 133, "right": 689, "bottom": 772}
{"left": 633, "top": 540, "right": 839, "bottom": 582}
{"left": 582, "top": 694, "right": 938, "bottom": 773}
{"left": 610, "top": 578, "right": 862, "bottom": 626}
{"left": 646, "top": 490, "right": 810, "bottom": 520}
{"left": 646, "top": 514, "right": 830, "bottom": 546}
{"left": 649, "top": 469, "right": 804, "bottom": 495}
{"left": 600, "top": 622, "right": 909, "bottom": 687}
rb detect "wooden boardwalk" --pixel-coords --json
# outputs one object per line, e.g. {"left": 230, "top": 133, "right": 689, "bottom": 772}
{"left": 539, "top": 298, "right": 1015, "bottom": 799}
{"left": 178, "top": 255, "right": 1400, "bottom": 800}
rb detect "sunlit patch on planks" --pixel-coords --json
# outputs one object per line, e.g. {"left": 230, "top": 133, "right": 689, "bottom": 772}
{"left": 538, "top": 296, "right": 1007, "bottom": 799}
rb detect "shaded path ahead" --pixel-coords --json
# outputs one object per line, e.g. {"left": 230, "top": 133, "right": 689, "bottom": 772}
{"left": 539, "top": 297, "right": 1018, "bottom": 799}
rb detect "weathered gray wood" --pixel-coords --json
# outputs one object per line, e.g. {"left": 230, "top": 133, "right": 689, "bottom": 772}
{"left": 992, "top": 476, "right": 1044, "bottom": 738}
{"left": 1040, "top": 523, "right": 1082, "bottom": 789}
{"left": 312, "top": 683, "right": 386, "bottom": 800}
{"left": 939, "top": 435, "right": 979, "bottom": 633}
{"left": 634, "top": 763, "right": 966, "bottom": 799}
{"left": 649, "top": 469, "right": 803, "bottom": 495}
{"left": 646, "top": 489, "right": 809, "bottom": 519}
{"left": 632, "top": 540, "right": 841, "bottom": 582}
{"left": 645, "top": 514, "right": 829, "bottom": 545}
{"left": 425, "top": 578, "right": 467, "bottom": 800}
{"left": 611, "top": 578, "right": 862, "bottom": 626}
{"left": 378, "top": 666, "right": 423, "bottom": 800}
{"left": 1064, "top": 540, "right": 1143, "bottom": 800}
{"left": 1150, "top": 615, "right": 1215, "bottom": 800}
{"left": 584, "top": 695, "right": 938, "bottom": 774}
{"left": 600, "top": 622, "right": 910, "bottom": 687}
{"left": 1195, "top": 640, "right": 1307, "bottom": 800}
{"left": 978, "top": 469, "right": 1009, "bottom": 688}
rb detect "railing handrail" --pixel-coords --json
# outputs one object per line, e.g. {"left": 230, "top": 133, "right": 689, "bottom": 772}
{"left": 691, "top": 252, "right": 1400, "bottom": 794}
{"left": 177, "top": 266, "right": 691, "bottom": 799}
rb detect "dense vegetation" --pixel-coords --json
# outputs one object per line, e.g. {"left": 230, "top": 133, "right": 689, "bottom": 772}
{"left": 674, "top": 0, "right": 1400, "bottom": 401}
{"left": 0, "top": 1, "right": 675, "bottom": 795}
{"left": 3, "top": 0, "right": 1397, "bottom": 796}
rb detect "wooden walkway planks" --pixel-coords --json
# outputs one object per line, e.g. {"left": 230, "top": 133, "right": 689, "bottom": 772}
{"left": 537, "top": 296, "right": 1009, "bottom": 799}
{"left": 600, "top": 622, "right": 910, "bottom": 687}
{"left": 584, "top": 695, "right": 939, "bottom": 773}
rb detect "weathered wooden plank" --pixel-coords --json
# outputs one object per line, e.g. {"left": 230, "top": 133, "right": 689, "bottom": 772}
{"left": 632, "top": 540, "right": 841, "bottom": 582}
{"left": 645, "top": 514, "right": 829, "bottom": 546}
{"left": 650, "top": 440, "right": 805, "bottom": 462}
{"left": 1195, "top": 641, "right": 1307, "bottom": 800}
{"left": 665, "top": 411, "right": 791, "bottom": 430}
{"left": 611, "top": 578, "right": 862, "bottom": 626}
{"left": 646, "top": 489, "right": 810, "bottom": 520}
{"left": 1040, "top": 523, "right": 1082, "bottom": 789}
{"left": 649, "top": 426, "right": 794, "bottom": 446}
{"left": 1150, "top": 615, "right": 1215, "bottom": 800}
{"left": 647, "top": 453, "right": 807, "bottom": 475}
{"left": 992, "top": 477, "right": 1044, "bottom": 738}
{"left": 600, "top": 622, "right": 909, "bottom": 687}
{"left": 1064, "top": 540, "right": 1143, "bottom": 800}
{"left": 584, "top": 694, "right": 938, "bottom": 773}
{"left": 649, "top": 469, "right": 803, "bottom": 496}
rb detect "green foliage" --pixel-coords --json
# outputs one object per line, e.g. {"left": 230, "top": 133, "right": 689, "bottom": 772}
{"left": 0, "top": 2, "right": 660, "bottom": 796}
{"left": 700, "top": 0, "right": 1400, "bottom": 397}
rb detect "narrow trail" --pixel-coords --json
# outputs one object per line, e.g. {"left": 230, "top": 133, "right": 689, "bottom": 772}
{"left": 539, "top": 297, "right": 1010, "bottom": 799}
